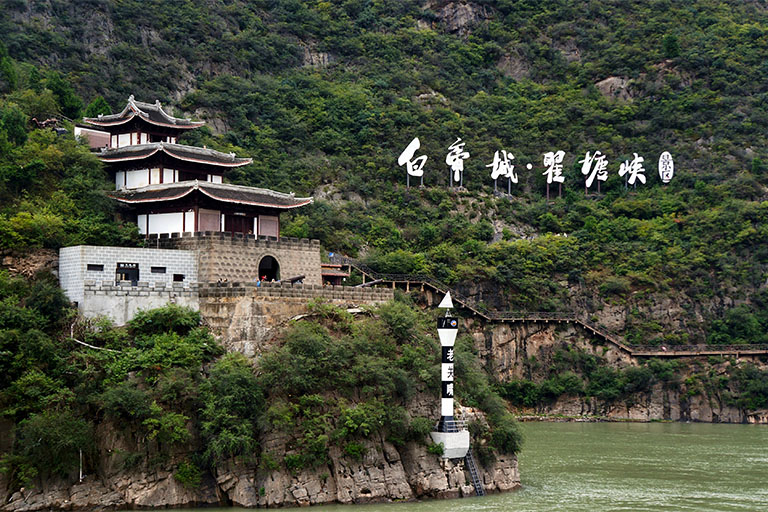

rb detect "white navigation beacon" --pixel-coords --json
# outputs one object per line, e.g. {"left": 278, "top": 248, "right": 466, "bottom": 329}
{"left": 431, "top": 291, "right": 470, "bottom": 458}
{"left": 438, "top": 290, "right": 454, "bottom": 310}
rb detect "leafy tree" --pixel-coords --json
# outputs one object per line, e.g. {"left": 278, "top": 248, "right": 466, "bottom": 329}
{"left": 84, "top": 96, "right": 112, "bottom": 118}
{"left": 662, "top": 34, "right": 680, "bottom": 59}
{"left": 0, "top": 103, "right": 26, "bottom": 145}
{"left": 200, "top": 353, "right": 262, "bottom": 463}
{"left": 14, "top": 410, "right": 92, "bottom": 477}
{"left": 44, "top": 72, "right": 82, "bottom": 119}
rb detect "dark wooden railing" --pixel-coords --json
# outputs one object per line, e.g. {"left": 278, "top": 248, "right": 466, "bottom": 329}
{"left": 330, "top": 255, "right": 768, "bottom": 357}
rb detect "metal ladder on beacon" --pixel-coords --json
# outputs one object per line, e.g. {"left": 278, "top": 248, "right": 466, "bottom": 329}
{"left": 464, "top": 450, "right": 485, "bottom": 497}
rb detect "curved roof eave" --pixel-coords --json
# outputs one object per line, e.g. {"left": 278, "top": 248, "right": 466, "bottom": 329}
{"left": 198, "top": 187, "right": 313, "bottom": 209}
{"left": 98, "top": 143, "right": 252, "bottom": 167}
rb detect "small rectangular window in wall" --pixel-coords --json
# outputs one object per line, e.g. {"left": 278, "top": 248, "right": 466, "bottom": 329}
{"left": 151, "top": 266, "right": 166, "bottom": 274}
{"left": 173, "top": 274, "right": 185, "bottom": 282}
{"left": 87, "top": 264, "right": 104, "bottom": 272}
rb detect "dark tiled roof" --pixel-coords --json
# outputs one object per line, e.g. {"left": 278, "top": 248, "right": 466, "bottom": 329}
{"left": 83, "top": 95, "right": 204, "bottom": 129}
{"left": 110, "top": 180, "right": 313, "bottom": 209}
{"left": 99, "top": 142, "right": 252, "bottom": 167}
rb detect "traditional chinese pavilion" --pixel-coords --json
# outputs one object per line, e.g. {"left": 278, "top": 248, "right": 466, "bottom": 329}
{"left": 81, "top": 95, "right": 311, "bottom": 236}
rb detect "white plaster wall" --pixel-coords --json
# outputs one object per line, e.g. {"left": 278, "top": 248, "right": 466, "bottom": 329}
{"left": 148, "top": 213, "right": 184, "bottom": 234}
{"left": 184, "top": 211, "right": 194, "bottom": 232}
{"left": 125, "top": 169, "right": 149, "bottom": 188}
{"left": 81, "top": 292, "right": 199, "bottom": 326}
{"left": 137, "top": 214, "right": 147, "bottom": 235}
{"left": 429, "top": 431, "right": 470, "bottom": 459}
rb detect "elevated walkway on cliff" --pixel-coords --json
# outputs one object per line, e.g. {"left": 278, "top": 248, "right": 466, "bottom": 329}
{"left": 329, "top": 255, "right": 768, "bottom": 358}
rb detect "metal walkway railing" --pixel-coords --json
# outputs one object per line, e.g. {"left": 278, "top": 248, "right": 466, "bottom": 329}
{"left": 330, "top": 255, "right": 768, "bottom": 358}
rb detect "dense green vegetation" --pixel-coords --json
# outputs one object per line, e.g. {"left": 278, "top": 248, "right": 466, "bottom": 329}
{"left": 258, "top": 296, "right": 520, "bottom": 471}
{"left": 0, "top": 280, "right": 520, "bottom": 492}
{"left": 0, "top": 54, "right": 137, "bottom": 250}
{"left": 497, "top": 342, "right": 768, "bottom": 413}
{"left": 1, "top": 2, "right": 767, "bottom": 498}
{"left": 2, "top": 1, "right": 768, "bottom": 343}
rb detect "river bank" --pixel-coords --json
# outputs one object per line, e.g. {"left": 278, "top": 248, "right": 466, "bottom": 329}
{"left": 165, "top": 422, "right": 768, "bottom": 512}
{"left": 515, "top": 414, "right": 673, "bottom": 422}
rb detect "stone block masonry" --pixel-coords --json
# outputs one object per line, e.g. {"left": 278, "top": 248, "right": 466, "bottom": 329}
{"left": 59, "top": 245, "right": 197, "bottom": 305}
{"left": 150, "top": 232, "right": 323, "bottom": 286}
{"left": 81, "top": 281, "right": 199, "bottom": 326}
{"left": 199, "top": 281, "right": 394, "bottom": 356}
{"left": 59, "top": 235, "right": 384, "bottom": 331}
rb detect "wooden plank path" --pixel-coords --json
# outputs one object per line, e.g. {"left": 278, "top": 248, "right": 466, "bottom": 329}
{"left": 330, "top": 256, "right": 768, "bottom": 358}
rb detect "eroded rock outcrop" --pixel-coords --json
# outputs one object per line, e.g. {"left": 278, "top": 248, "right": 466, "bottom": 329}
{"left": 2, "top": 439, "right": 518, "bottom": 511}
{"left": 595, "top": 76, "right": 635, "bottom": 101}
{"left": 2, "top": 395, "right": 519, "bottom": 511}
{"left": 470, "top": 318, "right": 765, "bottom": 423}
{"left": 425, "top": 1, "right": 492, "bottom": 35}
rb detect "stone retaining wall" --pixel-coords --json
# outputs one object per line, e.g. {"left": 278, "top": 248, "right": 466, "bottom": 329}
{"left": 148, "top": 232, "right": 323, "bottom": 286}
{"left": 81, "top": 280, "right": 199, "bottom": 325}
{"left": 199, "top": 282, "right": 394, "bottom": 355}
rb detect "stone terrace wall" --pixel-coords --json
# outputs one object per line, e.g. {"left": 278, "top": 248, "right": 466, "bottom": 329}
{"left": 149, "top": 232, "right": 322, "bottom": 286}
{"left": 199, "top": 281, "right": 394, "bottom": 355}
{"left": 82, "top": 280, "right": 199, "bottom": 325}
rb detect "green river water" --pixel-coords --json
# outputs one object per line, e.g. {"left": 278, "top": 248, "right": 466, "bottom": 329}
{"left": 179, "top": 422, "right": 768, "bottom": 512}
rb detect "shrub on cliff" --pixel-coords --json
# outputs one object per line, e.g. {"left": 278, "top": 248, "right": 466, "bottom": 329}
{"left": 128, "top": 304, "right": 202, "bottom": 338}
{"left": 13, "top": 409, "right": 92, "bottom": 478}
{"left": 200, "top": 353, "right": 263, "bottom": 463}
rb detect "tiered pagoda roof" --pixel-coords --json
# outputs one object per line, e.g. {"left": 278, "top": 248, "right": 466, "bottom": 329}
{"left": 83, "top": 95, "right": 204, "bottom": 130}
{"left": 110, "top": 181, "right": 313, "bottom": 209}
{"left": 99, "top": 142, "right": 253, "bottom": 168}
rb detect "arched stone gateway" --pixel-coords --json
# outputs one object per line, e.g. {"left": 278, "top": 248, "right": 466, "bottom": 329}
{"left": 258, "top": 255, "right": 280, "bottom": 282}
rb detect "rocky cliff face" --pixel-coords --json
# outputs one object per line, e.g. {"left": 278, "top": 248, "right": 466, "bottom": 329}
{"left": 2, "top": 436, "right": 518, "bottom": 511}
{"left": 468, "top": 318, "right": 765, "bottom": 423}
{"left": 1, "top": 399, "right": 519, "bottom": 511}
{"left": 456, "top": 276, "right": 754, "bottom": 346}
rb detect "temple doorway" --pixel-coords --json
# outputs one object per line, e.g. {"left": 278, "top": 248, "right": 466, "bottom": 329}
{"left": 258, "top": 256, "right": 280, "bottom": 282}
